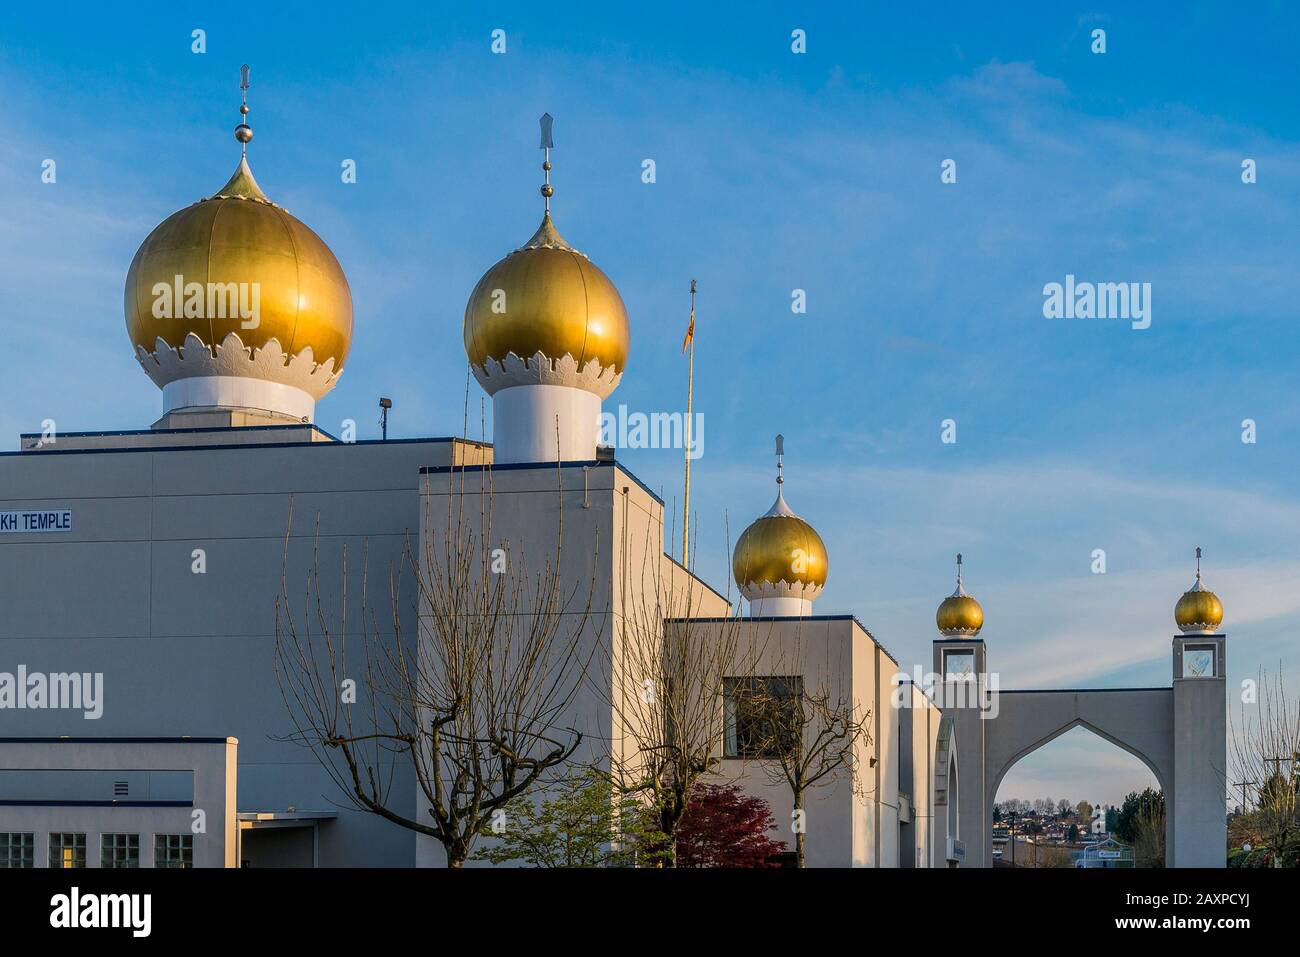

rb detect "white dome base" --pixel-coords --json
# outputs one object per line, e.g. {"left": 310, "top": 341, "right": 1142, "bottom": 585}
{"left": 749, "top": 596, "right": 813, "bottom": 617}
{"left": 492, "top": 384, "right": 600, "bottom": 464}
{"left": 162, "top": 375, "right": 314, "bottom": 423}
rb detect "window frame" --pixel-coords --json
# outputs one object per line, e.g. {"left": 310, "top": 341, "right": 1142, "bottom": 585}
{"left": 100, "top": 832, "right": 141, "bottom": 869}
{"left": 1182, "top": 643, "right": 1217, "bottom": 679}
{"left": 943, "top": 648, "right": 976, "bottom": 680}
{"left": 0, "top": 832, "right": 35, "bottom": 869}
{"left": 723, "top": 675, "right": 804, "bottom": 760}
{"left": 48, "top": 832, "right": 87, "bottom": 869}
{"left": 154, "top": 833, "right": 194, "bottom": 869}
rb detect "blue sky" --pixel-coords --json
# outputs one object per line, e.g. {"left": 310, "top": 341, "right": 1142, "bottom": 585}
{"left": 2, "top": 2, "right": 1298, "bottom": 805}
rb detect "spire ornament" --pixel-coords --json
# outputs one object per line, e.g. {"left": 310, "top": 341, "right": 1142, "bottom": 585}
{"left": 539, "top": 112, "right": 554, "bottom": 213}
{"left": 235, "top": 64, "right": 253, "bottom": 152}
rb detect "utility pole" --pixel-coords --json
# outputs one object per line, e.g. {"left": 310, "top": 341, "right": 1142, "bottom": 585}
{"left": 1231, "top": 780, "right": 1257, "bottom": 812}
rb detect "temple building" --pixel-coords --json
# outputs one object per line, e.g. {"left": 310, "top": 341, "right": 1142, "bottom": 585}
{"left": 0, "top": 79, "right": 1228, "bottom": 869}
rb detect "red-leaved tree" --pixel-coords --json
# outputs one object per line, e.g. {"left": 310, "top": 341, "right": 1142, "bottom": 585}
{"left": 670, "top": 784, "right": 788, "bottom": 868}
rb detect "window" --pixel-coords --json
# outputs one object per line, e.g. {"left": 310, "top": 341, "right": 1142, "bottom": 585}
{"left": 49, "top": 833, "right": 87, "bottom": 869}
{"left": 101, "top": 833, "right": 140, "bottom": 869}
{"left": 1183, "top": 644, "right": 1216, "bottom": 679}
{"left": 723, "top": 676, "right": 803, "bottom": 759}
{"left": 943, "top": 649, "right": 976, "bottom": 680}
{"left": 0, "top": 833, "right": 34, "bottom": 868}
{"left": 154, "top": 834, "right": 193, "bottom": 869}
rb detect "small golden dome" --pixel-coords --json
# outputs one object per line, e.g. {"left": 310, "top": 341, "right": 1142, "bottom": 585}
{"left": 732, "top": 488, "right": 828, "bottom": 595}
{"left": 1175, "top": 548, "right": 1223, "bottom": 634}
{"left": 937, "top": 554, "right": 983, "bottom": 637}
{"left": 124, "top": 156, "right": 354, "bottom": 371}
{"left": 463, "top": 213, "right": 630, "bottom": 393}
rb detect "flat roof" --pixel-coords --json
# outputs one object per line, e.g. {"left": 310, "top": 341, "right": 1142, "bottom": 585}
{"left": 666, "top": 614, "right": 901, "bottom": 666}
{"left": 0, "top": 736, "right": 236, "bottom": 744}
{"left": 2, "top": 434, "right": 485, "bottom": 458}
{"left": 418, "top": 457, "right": 661, "bottom": 502}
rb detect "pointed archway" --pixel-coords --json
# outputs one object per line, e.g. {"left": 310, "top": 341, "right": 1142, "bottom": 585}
{"left": 992, "top": 722, "right": 1165, "bottom": 866}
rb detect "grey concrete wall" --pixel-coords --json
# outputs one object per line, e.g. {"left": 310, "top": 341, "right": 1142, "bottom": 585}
{"left": 709, "top": 618, "right": 858, "bottom": 866}
{"left": 931, "top": 632, "right": 1230, "bottom": 868}
{"left": 241, "top": 826, "right": 315, "bottom": 867}
{"left": 0, "top": 436, "right": 481, "bottom": 865}
{"left": 1172, "top": 635, "right": 1228, "bottom": 867}
{"left": 898, "top": 681, "right": 939, "bottom": 867}
{"left": 0, "top": 738, "right": 236, "bottom": 867}
{"left": 933, "top": 639, "right": 988, "bottom": 866}
{"left": 413, "top": 460, "right": 733, "bottom": 866}
{"left": 984, "top": 688, "right": 1175, "bottom": 865}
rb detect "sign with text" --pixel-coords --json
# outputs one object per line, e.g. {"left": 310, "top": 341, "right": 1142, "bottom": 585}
{"left": 0, "top": 509, "right": 73, "bottom": 533}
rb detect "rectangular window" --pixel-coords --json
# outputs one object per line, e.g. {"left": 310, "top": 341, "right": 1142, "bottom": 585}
{"left": 943, "top": 649, "right": 976, "bottom": 680}
{"left": 723, "top": 676, "right": 803, "bottom": 759}
{"left": 0, "top": 832, "right": 34, "bottom": 868}
{"left": 100, "top": 833, "right": 140, "bottom": 869}
{"left": 154, "top": 834, "right": 193, "bottom": 869}
{"left": 48, "top": 833, "right": 87, "bottom": 869}
{"left": 1182, "top": 644, "right": 1217, "bottom": 679}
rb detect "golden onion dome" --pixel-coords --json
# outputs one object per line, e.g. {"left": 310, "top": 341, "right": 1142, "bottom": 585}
{"left": 124, "top": 155, "right": 354, "bottom": 375}
{"left": 1175, "top": 548, "right": 1224, "bottom": 634}
{"left": 732, "top": 484, "right": 828, "bottom": 597}
{"left": 937, "top": 554, "right": 983, "bottom": 637}
{"left": 463, "top": 212, "right": 630, "bottom": 396}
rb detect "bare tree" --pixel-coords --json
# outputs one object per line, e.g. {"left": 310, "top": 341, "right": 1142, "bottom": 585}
{"left": 740, "top": 642, "right": 872, "bottom": 867}
{"left": 593, "top": 505, "right": 759, "bottom": 867}
{"left": 1229, "top": 667, "right": 1300, "bottom": 865}
{"left": 273, "top": 459, "right": 601, "bottom": 868}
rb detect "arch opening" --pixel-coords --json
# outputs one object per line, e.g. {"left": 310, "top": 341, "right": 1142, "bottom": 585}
{"left": 991, "top": 723, "right": 1165, "bottom": 868}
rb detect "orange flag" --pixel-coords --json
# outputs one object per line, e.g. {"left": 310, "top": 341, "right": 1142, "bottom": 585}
{"left": 682, "top": 280, "right": 697, "bottom": 352}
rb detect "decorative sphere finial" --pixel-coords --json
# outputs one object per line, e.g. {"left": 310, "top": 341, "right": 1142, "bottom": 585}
{"left": 234, "top": 64, "right": 253, "bottom": 152}
{"left": 539, "top": 113, "right": 555, "bottom": 213}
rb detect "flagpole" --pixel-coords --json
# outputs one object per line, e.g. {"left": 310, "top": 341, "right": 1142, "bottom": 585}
{"left": 682, "top": 280, "right": 696, "bottom": 567}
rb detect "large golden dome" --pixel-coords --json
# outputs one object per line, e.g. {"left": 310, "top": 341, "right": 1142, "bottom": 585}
{"left": 1175, "top": 548, "right": 1223, "bottom": 634}
{"left": 463, "top": 213, "right": 629, "bottom": 397}
{"left": 937, "top": 555, "right": 984, "bottom": 637}
{"left": 733, "top": 488, "right": 828, "bottom": 594}
{"left": 125, "top": 156, "right": 353, "bottom": 374}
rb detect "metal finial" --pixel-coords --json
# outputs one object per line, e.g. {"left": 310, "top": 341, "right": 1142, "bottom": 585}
{"left": 956, "top": 552, "right": 963, "bottom": 586}
{"left": 235, "top": 64, "right": 253, "bottom": 153}
{"left": 1195, "top": 546, "right": 1203, "bottom": 582}
{"left": 539, "top": 113, "right": 555, "bottom": 213}
{"left": 775, "top": 434, "right": 785, "bottom": 486}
